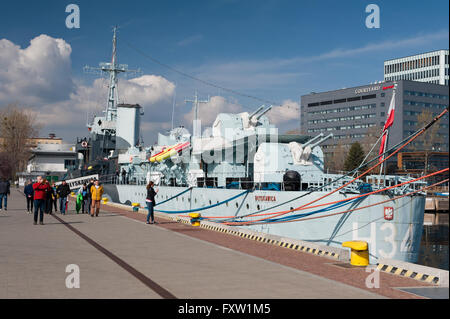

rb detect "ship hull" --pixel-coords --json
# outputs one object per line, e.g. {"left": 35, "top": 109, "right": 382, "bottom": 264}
{"left": 103, "top": 184, "right": 425, "bottom": 264}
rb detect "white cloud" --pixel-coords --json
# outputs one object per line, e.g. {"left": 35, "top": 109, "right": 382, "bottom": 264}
{"left": 121, "top": 75, "right": 175, "bottom": 106}
{"left": 0, "top": 34, "right": 75, "bottom": 105}
{"left": 0, "top": 35, "right": 176, "bottom": 142}
{"left": 266, "top": 99, "right": 299, "bottom": 125}
{"left": 289, "top": 29, "right": 449, "bottom": 63}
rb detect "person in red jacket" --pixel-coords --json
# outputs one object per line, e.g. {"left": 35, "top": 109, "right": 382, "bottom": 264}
{"left": 32, "top": 176, "right": 51, "bottom": 225}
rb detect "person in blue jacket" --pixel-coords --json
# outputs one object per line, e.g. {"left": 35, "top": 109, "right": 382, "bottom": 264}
{"left": 0, "top": 178, "right": 10, "bottom": 211}
{"left": 24, "top": 180, "right": 34, "bottom": 213}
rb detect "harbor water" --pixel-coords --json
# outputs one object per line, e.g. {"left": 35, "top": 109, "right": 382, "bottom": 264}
{"left": 417, "top": 225, "right": 449, "bottom": 270}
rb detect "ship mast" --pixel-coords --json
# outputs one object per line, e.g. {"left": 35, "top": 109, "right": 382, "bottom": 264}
{"left": 84, "top": 26, "right": 141, "bottom": 124}
{"left": 185, "top": 91, "right": 210, "bottom": 137}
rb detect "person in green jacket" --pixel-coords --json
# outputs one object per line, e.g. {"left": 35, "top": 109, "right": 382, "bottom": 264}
{"left": 76, "top": 184, "right": 88, "bottom": 214}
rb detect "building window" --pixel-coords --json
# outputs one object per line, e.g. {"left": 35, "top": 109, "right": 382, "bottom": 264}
{"left": 362, "top": 94, "right": 376, "bottom": 100}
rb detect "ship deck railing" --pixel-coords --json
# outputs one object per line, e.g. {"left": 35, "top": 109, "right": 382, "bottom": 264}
{"left": 99, "top": 172, "right": 426, "bottom": 196}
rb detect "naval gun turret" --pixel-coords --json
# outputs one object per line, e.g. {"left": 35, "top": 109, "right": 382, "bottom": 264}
{"left": 253, "top": 133, "right": 333, "bottom": 190}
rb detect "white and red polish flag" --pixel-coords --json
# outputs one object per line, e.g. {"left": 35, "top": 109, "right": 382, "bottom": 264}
{"left": 378, "top": 85, "right": 396, "bottom": 161}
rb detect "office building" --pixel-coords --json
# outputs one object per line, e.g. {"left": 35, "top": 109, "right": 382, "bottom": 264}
{"left": 300, "top": 80, "right": 449, "bottom": 165}
{"left": 384, "top": 50, "right": 449, "bottom": 86}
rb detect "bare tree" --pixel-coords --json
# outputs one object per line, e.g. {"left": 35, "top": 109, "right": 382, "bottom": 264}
{"left": 410, "top": 109, "right": 444, "bottom": 174}
{"left": 413, "top": 109, "right": 443, "bottom": 151}
{"left": 0, "top": 104, "right": 41, "bottom": 179}
{"left": 284, "top": 129, "right": 301, "bottom": 135}
{"left": 361, "top": 125, "right": 382, "bottom": 156}
{"left": 325, "top": 137, "right": 351, "bottom": 173}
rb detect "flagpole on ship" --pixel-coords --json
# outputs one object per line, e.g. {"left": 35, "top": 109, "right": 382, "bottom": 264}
{"left": 378, "top": 82, "right": 397, "bottom": 188}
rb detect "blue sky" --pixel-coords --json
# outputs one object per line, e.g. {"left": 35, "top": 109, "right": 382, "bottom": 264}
{"left": 0, "top": 0, "right": 448, "bottom": 142}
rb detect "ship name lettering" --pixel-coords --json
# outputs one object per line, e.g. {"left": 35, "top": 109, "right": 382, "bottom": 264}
{"left": 255, "top": 195, "right": 276, "bottom": 202}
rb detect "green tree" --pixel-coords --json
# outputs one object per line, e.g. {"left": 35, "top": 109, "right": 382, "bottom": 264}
{"left": 344, "top": 142, "right": 365, "bottom": 172}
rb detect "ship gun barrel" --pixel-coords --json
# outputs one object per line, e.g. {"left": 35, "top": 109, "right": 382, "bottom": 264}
{"left": 302, "top": 133, "right": 324, "bottom": 147}
{"left": 309, "top": 133, "right": 333, "bottom": 149}
{"left": 249, "top": 105, "right": 266, "bottom": 119}
{"left": 255, "top": 105, "right": 273, "bottom": 120}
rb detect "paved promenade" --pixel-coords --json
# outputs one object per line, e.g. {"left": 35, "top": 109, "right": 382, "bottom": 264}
{"left": 0, "top": 189, "right": 442, "bottom": 299}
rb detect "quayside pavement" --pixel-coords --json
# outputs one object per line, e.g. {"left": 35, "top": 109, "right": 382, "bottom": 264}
{"left": 0, "top": 189, "right": 441, "bottom": 299}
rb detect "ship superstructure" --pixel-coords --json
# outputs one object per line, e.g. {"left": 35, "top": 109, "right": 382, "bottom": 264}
{"left": 72, "top": 26, "right": 142, "bottom": 177}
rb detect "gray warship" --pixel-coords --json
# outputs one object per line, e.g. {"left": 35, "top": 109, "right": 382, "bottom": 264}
{"left": 70, "top": 28, "right": 431, "bottom": 264}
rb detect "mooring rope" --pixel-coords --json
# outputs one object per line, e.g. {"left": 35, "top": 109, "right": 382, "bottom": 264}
{"left": 155, "top": 189, "right": 251, "bottom": 214}
{"left": 155, "top": 187, "right": 193, "bottom": 207}
{"left": 221, "top": 108, "right": 449, "bottom": 225}
{"left": 222, "top": 168, "right": 448, "bottom": 225}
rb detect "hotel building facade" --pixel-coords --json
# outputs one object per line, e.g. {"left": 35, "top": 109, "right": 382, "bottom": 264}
{"left": 300, "top": 80, "right": 449, "bottom": 163}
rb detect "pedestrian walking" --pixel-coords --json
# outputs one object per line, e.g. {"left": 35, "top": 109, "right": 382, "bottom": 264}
{"left": 86, "top": 178, "right": 94, "bottom": 215}
{"left": 0, "top": 178, "right": 10, "bottom": 211}
{"left": 24, "top": 180, "right": 34, "bottom": 213}
{"left": 145, "top": 181, "right": 158, "bottom": 224}
{"left": 51, "top": 182, "right": 58, "bottom": 212}
{"left": 44, "top": 179, "right": 53, "bottom": 214}
{"left": 32, "top": 176, "right": 50, "bottom": 225}
{"left": 121, "top": 168, "right": 127, "bottom": 185}
{"left": 90, "top": 180, "right": 104, "bottom": 217}
{"left": 56, "top": 180, "right": 71, "bottom": 215}
{"left": 77, "top": 184, "right": 89, "bottom": 214}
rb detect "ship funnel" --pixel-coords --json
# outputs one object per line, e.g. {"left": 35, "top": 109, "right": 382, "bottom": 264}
{"left": 249, "top": 105, "right": 266, "bottom": 119}
{"left": 302, "top": 133, "right": 324, "bottom": 147}
{"left": 309, "top": 133, "right": 333, "bottom": 149}
{"left": 256, "top": 105, "right": 273, "bottom": 120}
